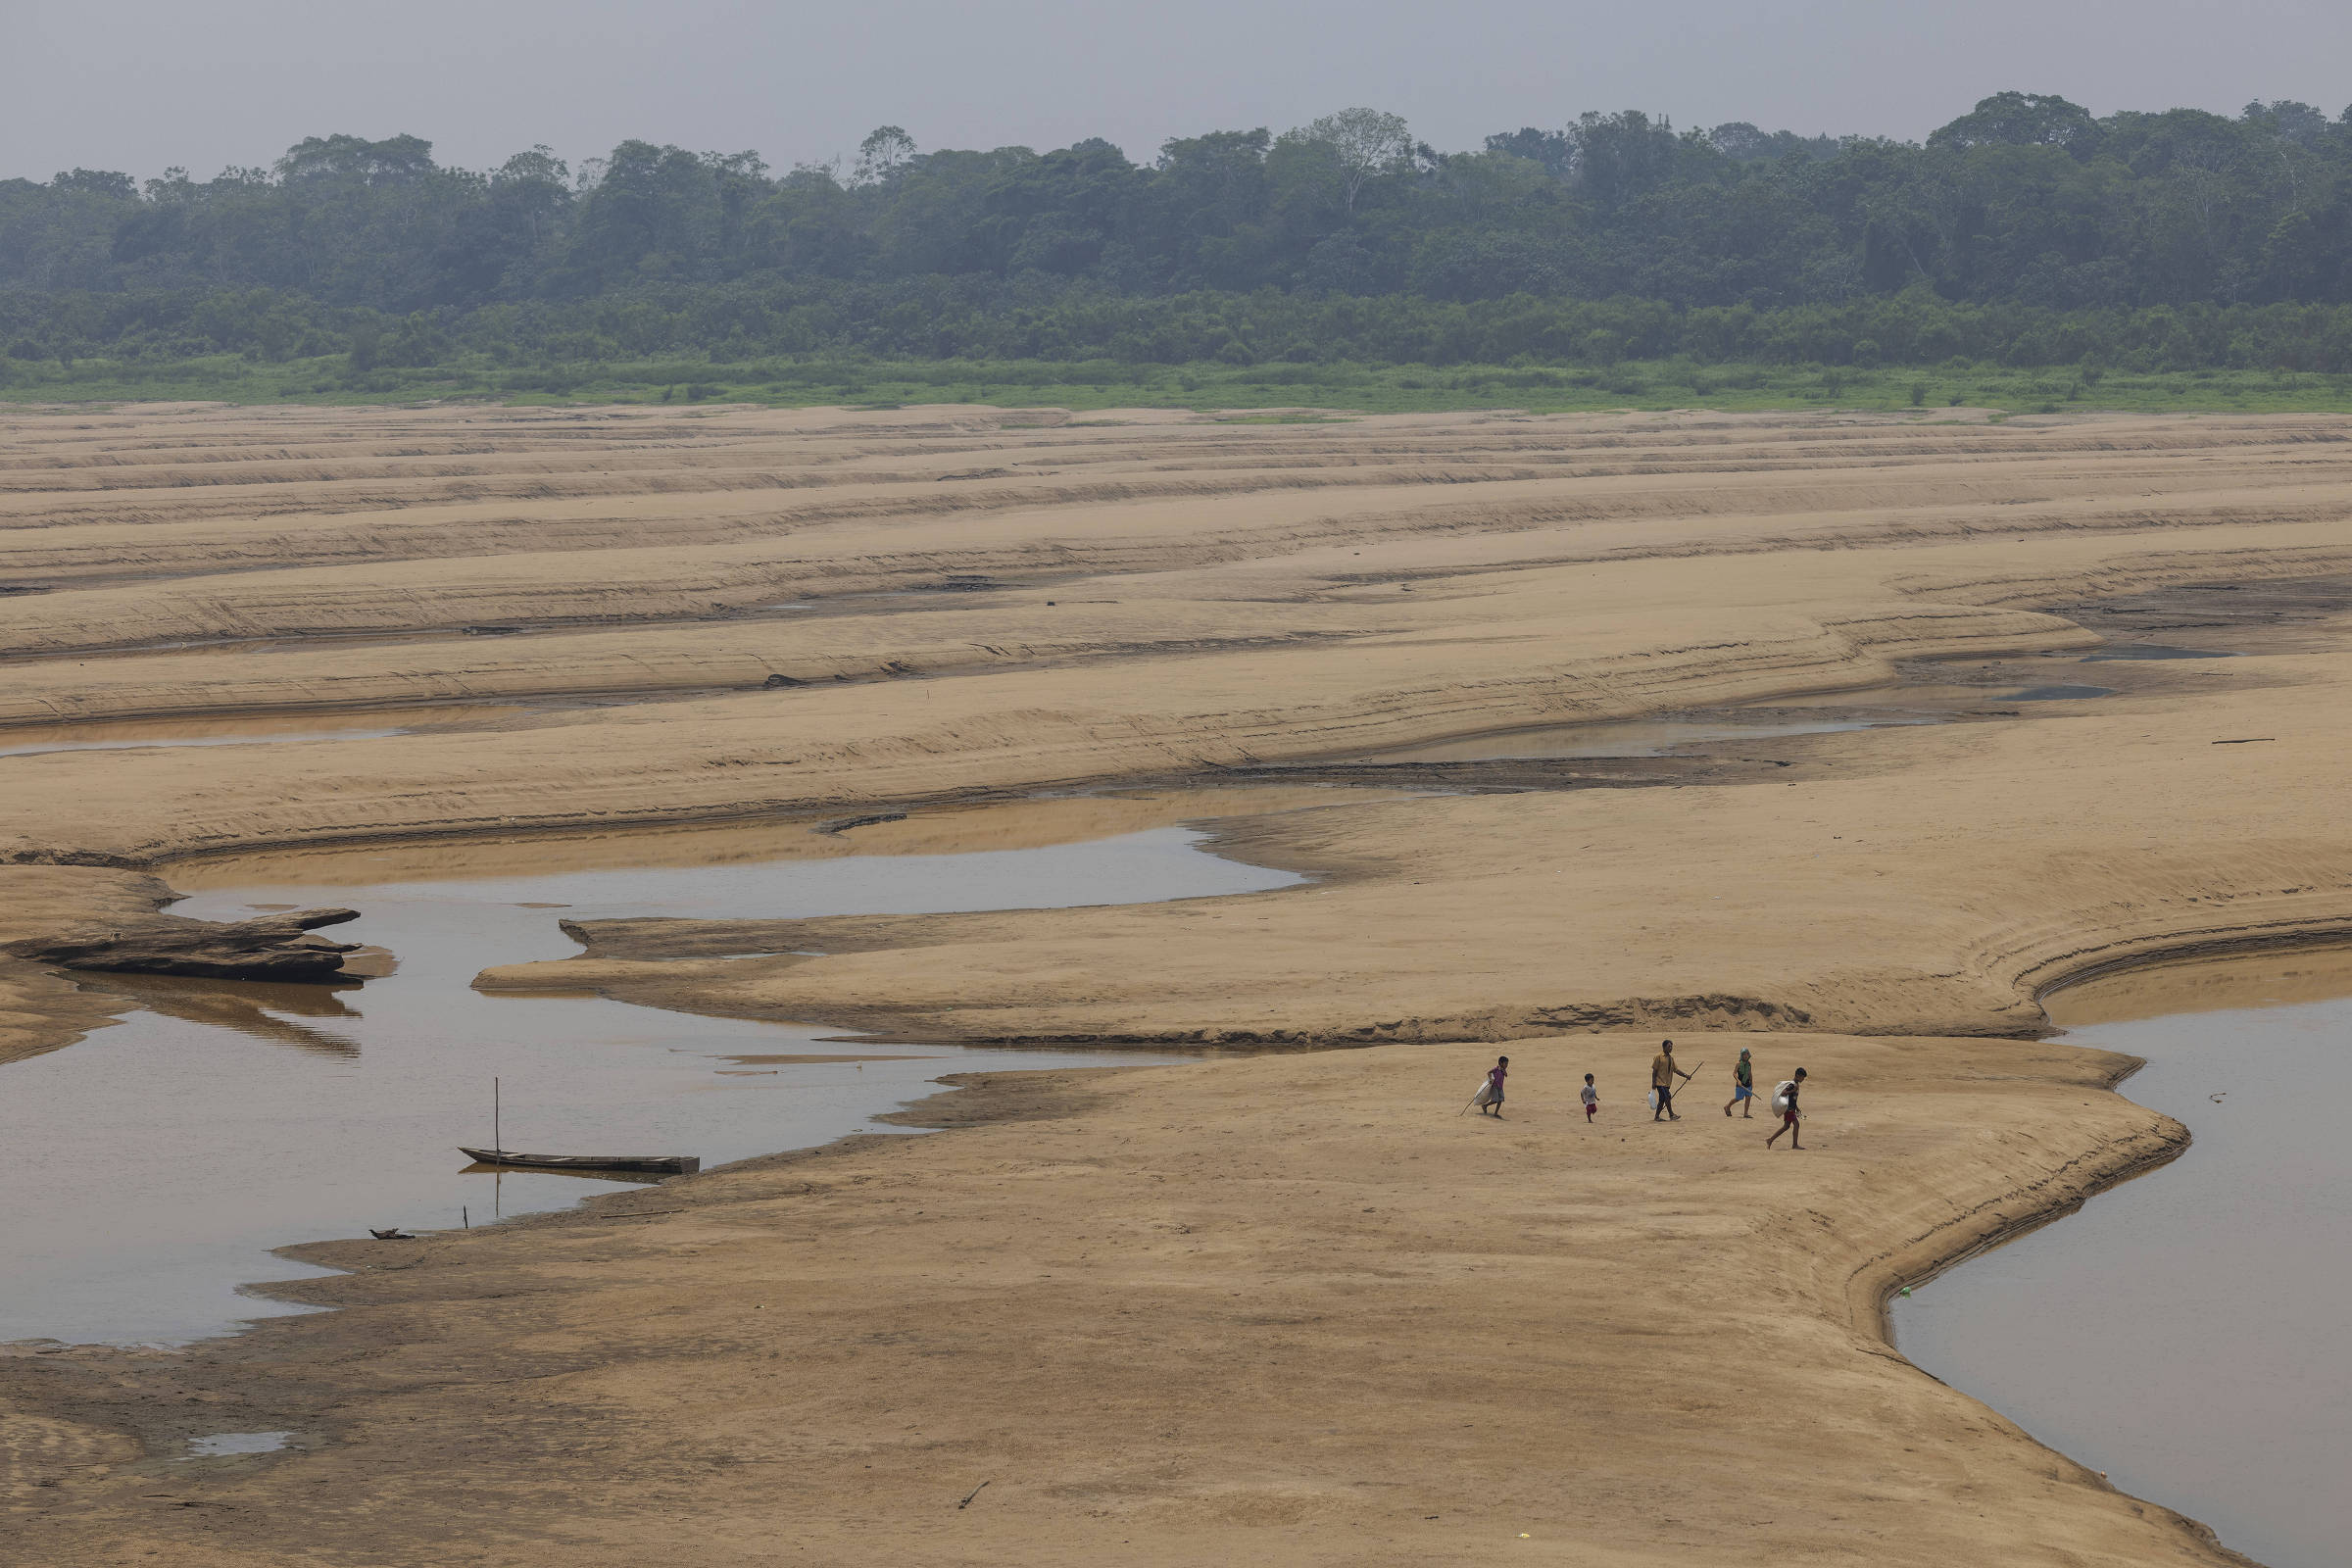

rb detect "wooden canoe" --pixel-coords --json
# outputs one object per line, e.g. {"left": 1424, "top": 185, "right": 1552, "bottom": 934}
{"left": 458, "top": 1147, "right": 700, "bottom": 1175}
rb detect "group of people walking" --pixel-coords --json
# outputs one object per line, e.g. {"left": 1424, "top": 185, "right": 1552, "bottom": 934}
{"left": 1471, "top": 1041, "right": 1806, "bottom": 1149}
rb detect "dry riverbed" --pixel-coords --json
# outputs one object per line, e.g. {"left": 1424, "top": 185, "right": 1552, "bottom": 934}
{"left": 4, "top": 401, "right": 2349, "bottom": 1565}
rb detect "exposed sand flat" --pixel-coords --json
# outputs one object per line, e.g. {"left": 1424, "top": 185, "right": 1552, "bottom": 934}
{"left": 3, "top": 527, "right": 2342, "bottom": 867}
{"left": 4, "top": 403, "right": 2348, "bottom": 1565}
{"left": 2, "top": 1041, "right": 2216, "bottom": 1568}
{"left": 6, "top": 406, "right": 2352, "bottom": 625}
{"left": 514, "top": 660, "right": 2352, "bottom": 1046}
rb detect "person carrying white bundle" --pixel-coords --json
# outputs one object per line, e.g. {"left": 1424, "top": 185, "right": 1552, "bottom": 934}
{"left": 1766, "top": 1066, "right": 1808, "bottom": 1150}
{"left": 1466, "top": 1055, "right": 1508, "bottom": 1117}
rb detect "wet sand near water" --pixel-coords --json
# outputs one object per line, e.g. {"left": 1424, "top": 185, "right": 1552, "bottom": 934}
{"left": 1896, "top": 948, "right": 2352, "bottom": 1568}
{"left": 2080, "top": 644, "right": 2237, "bottom": 662}
{"left": 159, "top": 784, "right": 1377, "bottom": 889}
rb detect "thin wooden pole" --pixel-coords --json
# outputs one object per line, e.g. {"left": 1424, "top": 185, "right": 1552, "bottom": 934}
{"left": 494, "top": 1076, "right": 501, "bottom": 1154}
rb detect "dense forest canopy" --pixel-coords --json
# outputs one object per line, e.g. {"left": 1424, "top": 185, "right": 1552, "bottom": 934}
{"left": 7, "top": 93, "right": 2352, "bottom": 375}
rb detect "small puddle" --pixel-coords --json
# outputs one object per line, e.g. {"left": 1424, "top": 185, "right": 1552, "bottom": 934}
{"left": 0, "top": 707, "right": 521, "bottom": 760}
{"left": 0, "top": 790, "right": 1337, "bottom": 1348}
{"left": 1893, "top": 948, "right": 2352, "bottom": 1568}
{"left": 2004, "top": 684, "right": 2116, "bottom": 702}
{"left": 183, "top": 1431, "right": 291, "bottom": 1459}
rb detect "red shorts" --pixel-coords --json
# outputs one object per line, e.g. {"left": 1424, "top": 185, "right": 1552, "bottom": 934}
{"left": 1783, "top": 1109, "right": 1799, "bottom": 1125}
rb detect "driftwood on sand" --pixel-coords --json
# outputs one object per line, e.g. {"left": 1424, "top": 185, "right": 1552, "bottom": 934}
{"left": 5, "top": 906, "right": 363, "bottom": 981}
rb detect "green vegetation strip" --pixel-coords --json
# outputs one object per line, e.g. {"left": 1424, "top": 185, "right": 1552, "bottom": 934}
{"left": 6, "top": 352, "right": 2347, "bottom": 416}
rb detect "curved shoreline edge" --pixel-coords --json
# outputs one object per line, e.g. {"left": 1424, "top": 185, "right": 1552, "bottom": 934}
{"left": 1, "top": 846, "right": 2308, "bottom": 1567}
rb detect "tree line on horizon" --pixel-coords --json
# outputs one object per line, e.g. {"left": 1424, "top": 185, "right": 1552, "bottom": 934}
{"left": 7, "top": 93, "right": 2352, "bottom": 375}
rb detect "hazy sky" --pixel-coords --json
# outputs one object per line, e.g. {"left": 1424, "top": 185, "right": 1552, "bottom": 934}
{"left": 10, "top": 0, "right": 2352, "bottom": 182}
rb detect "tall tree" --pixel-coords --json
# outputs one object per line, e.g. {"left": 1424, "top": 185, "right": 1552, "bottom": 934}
{"left": 854, "top": 126, "right": 916, "bottom": 187}
{"left": 1295, "top": 108, "right": 1412, "bottom": 215}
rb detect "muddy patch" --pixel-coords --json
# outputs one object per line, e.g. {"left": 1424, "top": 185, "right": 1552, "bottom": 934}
{"left": 2045, "top": 574, "right": 2352, "bottom": 657}
{"left": 2079, "top": 644, "right": 2236, "bottom": 662}
{"left": 2005, "top": 683, "right": 2116, "bottom": 702}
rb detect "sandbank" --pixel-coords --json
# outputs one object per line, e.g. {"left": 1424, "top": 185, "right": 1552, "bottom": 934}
{"left": 5, "top": 402, "right": 2344, "bottom": 1564}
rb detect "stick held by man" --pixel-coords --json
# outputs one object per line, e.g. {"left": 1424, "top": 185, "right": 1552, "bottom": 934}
{"left": 1650, "top": 1039, "right": 1694, "bottom": 1121}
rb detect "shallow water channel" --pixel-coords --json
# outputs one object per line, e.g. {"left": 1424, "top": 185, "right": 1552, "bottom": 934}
{"left": 0, "top": 807, "right": 1304, "bottom": 1348}
{"left": 1893, "top": 951, "right": 2352, "bottom": 1568}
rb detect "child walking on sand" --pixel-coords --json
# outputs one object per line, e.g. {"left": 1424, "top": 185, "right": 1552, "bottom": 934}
{"left": 1478, "top": 1055, "right": 1509, "bottom": 1117}
{"left": 1765, "top": 1067, "right": 1808, "bottom": 1150}
{"left": 1581, "top": 1072, "right": 1598, "bottom": 1122}
{"left": 1724, "top": 1048, "right": 1755, "bottom": 1118}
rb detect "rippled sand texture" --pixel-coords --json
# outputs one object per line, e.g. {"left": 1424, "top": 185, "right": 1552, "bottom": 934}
{"left": 7, "top": 402, "right": 2352, "bottom": 1565}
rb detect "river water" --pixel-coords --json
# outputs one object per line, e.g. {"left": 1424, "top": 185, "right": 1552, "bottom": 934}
{"left": 0, "top": 800, "right": 1309, "bottom": 1348}
{"left": 1893, "top": 950, "right": 2352, "bottom": 1568}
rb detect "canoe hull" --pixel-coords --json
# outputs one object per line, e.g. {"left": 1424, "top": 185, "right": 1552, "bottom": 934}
{"left": 459, "top": 1147, "right": 700, "bottom": 1175}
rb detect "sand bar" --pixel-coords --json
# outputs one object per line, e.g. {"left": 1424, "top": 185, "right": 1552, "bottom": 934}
{"left": 5, "top": 403, "right": 2349, "bottom": 1564}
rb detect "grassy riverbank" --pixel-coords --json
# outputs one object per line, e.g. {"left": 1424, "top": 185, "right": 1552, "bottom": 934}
{"left": 8, "top": 351, "right": 2352, "bottom": 416}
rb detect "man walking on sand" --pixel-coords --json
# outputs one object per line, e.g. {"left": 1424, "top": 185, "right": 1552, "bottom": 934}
{"left": 1650, "top": 1039, "right": 1693, "bottom": 1121}
{"left": 1724, "top": 1048, "right": 1755, "bottom": 1118}
{"left": 1766, "top": 1067, "right": 1808, "bottom": 1150}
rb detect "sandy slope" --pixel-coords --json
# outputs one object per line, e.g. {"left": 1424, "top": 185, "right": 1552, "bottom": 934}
{"left": 3, "top": 402, "right": 2346, "bottom": 1564}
